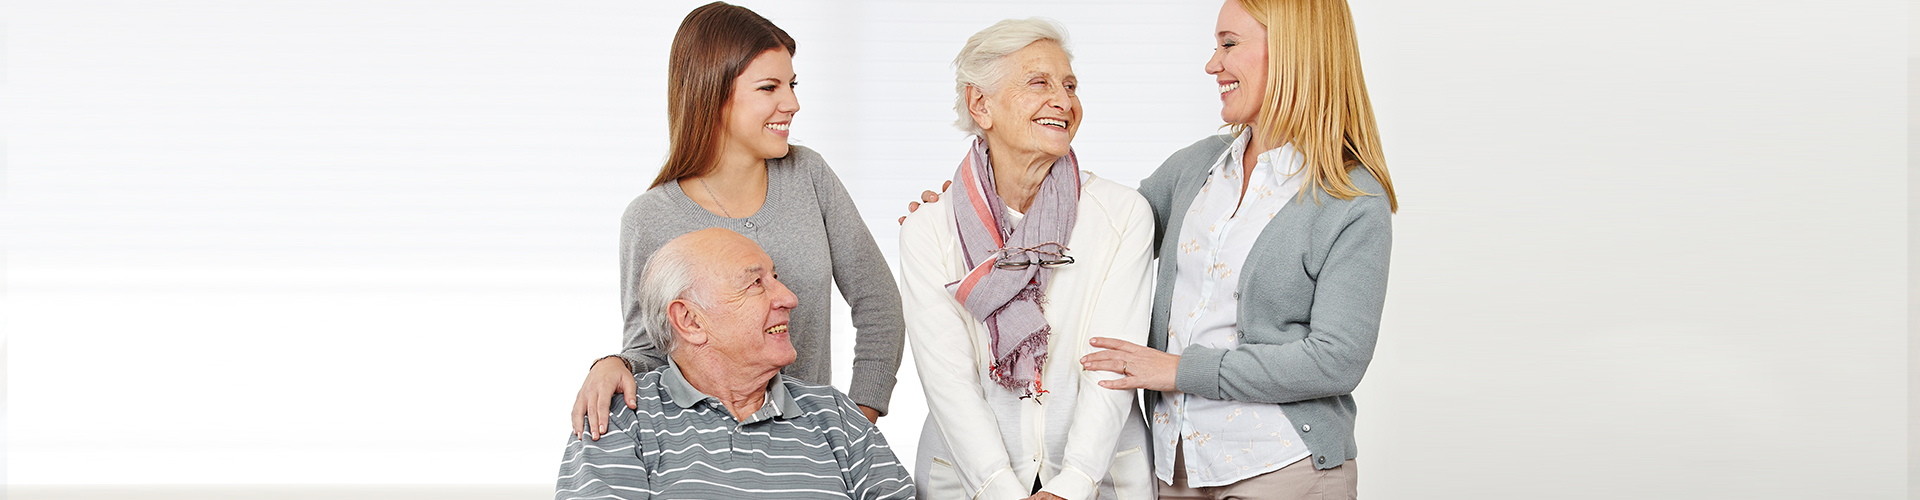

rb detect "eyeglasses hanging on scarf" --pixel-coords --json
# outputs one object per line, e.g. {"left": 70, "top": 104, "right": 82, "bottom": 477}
{"left": 993, "top": 242, "right": 1074, "bottom": 270}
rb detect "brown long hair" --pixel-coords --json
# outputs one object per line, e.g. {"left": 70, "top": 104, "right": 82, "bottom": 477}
{"left": 651, "top": 2, "right": 797, "bottom": 189}
{"left": 1237, "top": 0, "right": 1397, "bottom": 212}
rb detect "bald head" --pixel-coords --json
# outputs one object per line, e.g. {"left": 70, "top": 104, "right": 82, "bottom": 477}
{"left": 636, "top": 229, "right": 796, "bottom": 370}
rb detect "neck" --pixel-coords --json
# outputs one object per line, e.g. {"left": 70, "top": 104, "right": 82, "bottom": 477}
{"left": 983, "top": 139, "right": 1057, "bottom": 213}
{"left": 1242, "top": 127, "right": 1289, "bottom": 180}
{"left": 673, "top": 350, "right": 778, "bottom": 421}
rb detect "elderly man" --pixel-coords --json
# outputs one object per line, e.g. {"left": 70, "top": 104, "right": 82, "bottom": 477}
{"left": 555, "top": 228, "right": 916, "bottom": 500}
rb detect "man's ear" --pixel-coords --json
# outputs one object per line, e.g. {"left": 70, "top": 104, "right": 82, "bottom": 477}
{"left": 668, "top": 299, "right": 708, "bottom": 347}
{"left": 966, "top": 84, "right": 993, "bottom": 132}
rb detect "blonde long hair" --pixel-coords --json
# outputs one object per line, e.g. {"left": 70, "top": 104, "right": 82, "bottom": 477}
{"left": 1238, "top": 0, "right": 1397, "bottom": 212}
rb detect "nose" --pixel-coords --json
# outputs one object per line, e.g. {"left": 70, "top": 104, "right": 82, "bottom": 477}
{"left": 767, "top": 275, "right": 798, "bottom": 311}
{"left": 779, "top": 85, "right": 801, "bottom": 115}
{"left": 1205, "top": 47, "right": 1224, "bottom": 75}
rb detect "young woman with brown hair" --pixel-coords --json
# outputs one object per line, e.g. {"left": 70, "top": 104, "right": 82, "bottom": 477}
{"left": 568, "top": 1, "right": 903, "bottom": 441}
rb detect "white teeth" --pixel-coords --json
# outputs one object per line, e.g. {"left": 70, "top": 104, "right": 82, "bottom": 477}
{"left": 765, "top": 123, "right": 789, "bottom": 131}
{"left": 1036, "top": 118, "right": 1068, "bottom": 128}
{"left": 1219, "top": 82, "right": 1239, "bottom": 94}
{"left": 766, "top": 325, "right": 788, "bottom": 335}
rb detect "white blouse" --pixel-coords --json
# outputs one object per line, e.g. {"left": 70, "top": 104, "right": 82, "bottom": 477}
{"left": 900, "top": 171, "right": 1155, "bottom": 500}
{"left": 1153, "top": 131, "right": 1313, "bottom": 487}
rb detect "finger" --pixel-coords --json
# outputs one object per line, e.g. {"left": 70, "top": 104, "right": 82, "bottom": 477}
{"left": 1080, "top": 358, "right": 1126, "bottom": 374}
{"left": 1078, "top": 349, "right": 1119, "bottom": 365}
{"left": 1088, "top": 336, "right": 1139, "bottom": 351}
{"left": 920, "top": 190, "right": 939, "bottom": 203}
{"left": 622, "top": 377, "right": 639, "bottom": 409}
{"left": 942, "top": 180, "right": 952, "bottom": 192}
{"left": 570, "top": 393, "right": 588, "bottom": 437}
{"left": 590, "top": 390, "right": 611, "bottom": 440}
{"left": 1098, "top": 377, "right": 1142, "bottom": 391}
{"left": 897, "top": 216, "right": 906, "bottom": 225}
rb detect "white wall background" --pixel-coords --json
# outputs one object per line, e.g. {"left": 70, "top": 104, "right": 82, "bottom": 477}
{"left": 5, "top": 0, "right": 1908, "bottom": 498}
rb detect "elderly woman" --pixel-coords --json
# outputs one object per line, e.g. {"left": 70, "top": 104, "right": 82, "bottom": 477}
{"left": 898, "top": 18, "right": 1155, "bottom": 500}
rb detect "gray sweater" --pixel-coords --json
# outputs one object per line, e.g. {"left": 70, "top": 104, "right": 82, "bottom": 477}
{"left": 1137, "top": 135, "right": 1392, "bottom": 470}
{"left": 615, "top": 145, "right": 905, "bottom": 414}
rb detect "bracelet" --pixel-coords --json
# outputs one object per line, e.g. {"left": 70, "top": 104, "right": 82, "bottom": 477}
{"left": 594, "top": 355, "right": 633, "bottom": 372}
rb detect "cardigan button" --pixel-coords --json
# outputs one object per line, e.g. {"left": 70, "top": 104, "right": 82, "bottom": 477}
{"left": 1317, "top": 456, "right": 1326, "bottom": 465}
{"left": 1233, "top": 292, "right": 1240, "bottom": 300}
{"left": 1301, "top": 424, "right": 1311, "bottom": 432}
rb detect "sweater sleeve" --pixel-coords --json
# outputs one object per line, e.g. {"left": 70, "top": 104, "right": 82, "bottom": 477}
{"left": 1174, "top": 195, "right": 1391, "bottom": 404}
{"left": 808, "top": 154, "right": 906, "bottom": 415}
{"left": 899, "top": 205, "right": 1029, "bottom": 500}
{"left": 617, "top": 198, "right": 669, "bottom": 375}
{"left": 1043, "top": 187, "right": 1158, "bottom": 500}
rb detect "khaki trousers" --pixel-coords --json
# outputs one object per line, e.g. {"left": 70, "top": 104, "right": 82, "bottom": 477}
{"left": 1159, "top": 447, "right": 1358, "bottom": 500}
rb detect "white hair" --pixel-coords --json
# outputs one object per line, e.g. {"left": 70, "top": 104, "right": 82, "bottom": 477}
{"left": 952, "top": 18, "right": 1074, "bottom": 136}
{"left": 637, "top": 241, "right": 710, "bottom": 355}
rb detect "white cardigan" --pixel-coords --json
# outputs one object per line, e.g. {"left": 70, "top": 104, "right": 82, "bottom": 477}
{"left": 899, "top": 171, "right": 1156, "bottom": 500}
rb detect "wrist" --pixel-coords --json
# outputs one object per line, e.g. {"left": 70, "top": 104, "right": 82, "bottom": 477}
{"left": 593, "top": 355, "right": 633, "bottom": 373}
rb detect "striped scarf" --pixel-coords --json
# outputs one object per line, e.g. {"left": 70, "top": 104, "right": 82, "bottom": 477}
{"left": 944, "top": 137, "right": 1080, "bottom": 398}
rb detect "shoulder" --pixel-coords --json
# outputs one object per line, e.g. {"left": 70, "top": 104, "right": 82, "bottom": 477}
{"left": 624, "top": 183, "right": 682, "bottom": 217}
{"left": 1077, "top": 172, "right": 1152, "bottom": 222}
{"left": 780, "top": 376, "right": 877, "bottom": 431}
{"left": 1163, "top": 134, "right": 1234, "bottom": 169}
{"left": 1315, "top": 166, "right": 1392, "bottom": 218}
{"left": 898, "top": 192, "right": 955, "bottom": 239}
{"left": 772, "top": 144, "right": 834, "bottom": 176}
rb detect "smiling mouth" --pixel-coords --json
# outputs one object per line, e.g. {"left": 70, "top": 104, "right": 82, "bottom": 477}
{"left": 765, "top": 324, "right": 789, "bottom": 335}
{"left": 1035, "top": 118, "right": 1069, "bottom": 130}
{"left": 765, "top": 122, "right": 790, "bottom": 131}
{"left": 1218, "top": 81, "right": 1239, "bottom": 94}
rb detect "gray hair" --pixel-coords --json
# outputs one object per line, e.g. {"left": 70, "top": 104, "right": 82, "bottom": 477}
{"left": 637, "top": 241, "right": 710, "bottom": 355}
{"left": 952, "top": 18, "right": 1074, "bottom": 136}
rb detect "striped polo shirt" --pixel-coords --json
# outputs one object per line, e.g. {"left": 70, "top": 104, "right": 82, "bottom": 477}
{"left": 556, "top": 360, "right": 915, "bottom": 500}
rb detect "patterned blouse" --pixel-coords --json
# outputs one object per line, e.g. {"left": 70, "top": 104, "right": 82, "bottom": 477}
{"left": 1152, "top": 131, "right": 1314, "bottom": 487}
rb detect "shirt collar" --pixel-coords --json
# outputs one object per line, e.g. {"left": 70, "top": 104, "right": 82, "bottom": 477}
{"left": 1215, "top": 130, "right": 1307, "bottom": 179}
{"left": 661, "top": 359, "right": 803, "bottom": 421}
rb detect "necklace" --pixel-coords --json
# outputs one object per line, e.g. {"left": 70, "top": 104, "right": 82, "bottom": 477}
{"left": 699, "top": 177, "right": 735, "bottom": 219}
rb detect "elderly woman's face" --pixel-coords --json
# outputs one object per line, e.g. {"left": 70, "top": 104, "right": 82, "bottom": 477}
{"left": 975, "top": 40, "right": 1079, "bottom": 159}
{"left": 1207, "top": 0, "right": 1267, "bottom": 125}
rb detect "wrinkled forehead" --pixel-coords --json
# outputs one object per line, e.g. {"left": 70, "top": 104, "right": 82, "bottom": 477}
{"left": 999, "top": 41, "right": 1075, "bottom": 83}
{"left": 695, "top": 233, "right": 774, "bottom": 285}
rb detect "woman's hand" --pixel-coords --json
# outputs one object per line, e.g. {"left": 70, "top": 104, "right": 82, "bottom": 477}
{"left": 858, "top": 405, "right": 881, "bottom": 424}
{"left": 1080, "top": 337, "right": 1179, "bottom": 392}
{"left": 897, "top": 181, "right": 950, "bottom": 225}
{"left": 1023, "top": 492, "right": 1065, "bottom": 500}
{"left": 571, "top": 356, "right": 638, "bottom": 440}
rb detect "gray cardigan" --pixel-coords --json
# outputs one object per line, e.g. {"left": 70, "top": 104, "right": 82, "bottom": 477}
{"left": 1137, "top": 135, "right": 1392, "bottom": 470}
{"left": 616, "top": 145, "right": 905, "bottom": 414}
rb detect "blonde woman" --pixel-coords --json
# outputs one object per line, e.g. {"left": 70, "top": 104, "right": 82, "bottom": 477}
{"left": 1078, "top": 0, "right": 1396, "bottom": 498}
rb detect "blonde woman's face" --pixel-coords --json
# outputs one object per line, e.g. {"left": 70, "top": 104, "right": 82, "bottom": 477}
{"left": 1207, "top": 0, "right": 1268, "bottom": 125}
{"left": 721, "top": 49, "right": 800, "bottom": 161}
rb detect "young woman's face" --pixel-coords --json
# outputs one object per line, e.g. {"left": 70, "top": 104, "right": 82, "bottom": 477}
{"left": 721, "top": 49, "right": 800, "bottom": 161}
{"left": 1207, "top": 0, "right": 1268, "bottom": 125}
